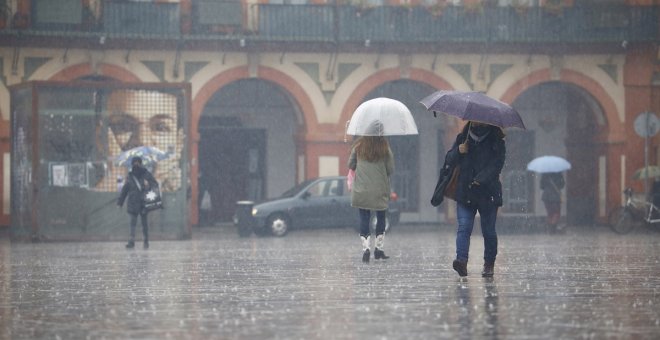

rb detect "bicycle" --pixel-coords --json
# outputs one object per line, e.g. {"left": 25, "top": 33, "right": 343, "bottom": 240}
{"left": 608, "top": 187, "right": 660, "bottom": 234}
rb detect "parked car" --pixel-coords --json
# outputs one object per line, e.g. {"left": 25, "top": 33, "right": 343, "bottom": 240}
{"left": 234, "top": 176, "right": 400, "bottom": 237}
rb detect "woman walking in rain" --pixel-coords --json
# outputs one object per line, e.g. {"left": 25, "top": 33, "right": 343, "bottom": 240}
{"left": 444, "top": 121, "right": 506, "bottom": 277}
{"left": 118, "top": 156, "right": 159, "bottom": 249}
{"left": 540, "top": 172, "right": 565, "bottom": 233}
{"left": 348, "top": 135, "right": 395, "bottom": 263}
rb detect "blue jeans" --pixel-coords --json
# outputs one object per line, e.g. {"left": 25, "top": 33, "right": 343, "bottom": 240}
{"left": 456, "top": 202, "right": 498, "bottom": 264}
{"left": 359, "top": 209, "right": 386, "bottom": 237}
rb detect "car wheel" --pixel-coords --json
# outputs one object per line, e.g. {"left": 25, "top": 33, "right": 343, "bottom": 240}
{"left": 267, "top": 213, "right": 290, "bottom": 237}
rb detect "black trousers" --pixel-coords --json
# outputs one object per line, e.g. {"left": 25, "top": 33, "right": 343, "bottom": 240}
{"left": 129, "top": 212, "right": 148, "bottom": 242}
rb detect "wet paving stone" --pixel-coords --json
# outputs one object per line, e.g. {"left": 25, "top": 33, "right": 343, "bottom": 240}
{"left": 1, "top": 226, "right": 659, "bottom": 339}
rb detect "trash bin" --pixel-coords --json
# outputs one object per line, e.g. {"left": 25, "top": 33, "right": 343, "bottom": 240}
{"left": 234, "top": 201, "right": 255, "bottom": 237}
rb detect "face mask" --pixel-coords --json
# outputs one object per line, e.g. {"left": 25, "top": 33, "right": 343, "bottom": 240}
{"left": 472, "top": 125, "right": 490, "bottom": 135}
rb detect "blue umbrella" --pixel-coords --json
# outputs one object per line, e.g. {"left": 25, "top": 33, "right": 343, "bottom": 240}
{"left": 420, "top": 90, "right": 526, "bottom": 129}
{"left": 115, "top": 146, "right": 171, "bottom": 168}
{"left": 527, "top": 156, "right": 571, "bottom": 173}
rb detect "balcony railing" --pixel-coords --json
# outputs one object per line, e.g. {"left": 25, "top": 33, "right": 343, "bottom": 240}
{"left": 256, "top": 4, "right": 658, "bottom": 44}
{"left": 103, "top": 1, "right": 180, "bottom": 37}
{"left": 2, "top": 3, "right": 657, "bottom": 45}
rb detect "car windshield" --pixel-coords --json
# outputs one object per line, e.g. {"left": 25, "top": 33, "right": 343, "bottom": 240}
{"left": 280, "top": 179, "right": 315, "bottom": 198}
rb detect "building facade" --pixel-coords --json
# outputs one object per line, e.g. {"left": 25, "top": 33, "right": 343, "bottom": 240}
{"left": 0, "top": 0, "right": 658, "bottom": 236}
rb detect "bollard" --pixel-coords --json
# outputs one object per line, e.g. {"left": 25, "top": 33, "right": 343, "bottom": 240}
{"left": 234, "top": 201, "right": 255, "bottom": 237}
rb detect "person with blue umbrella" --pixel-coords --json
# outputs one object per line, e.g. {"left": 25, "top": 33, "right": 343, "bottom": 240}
{"left": 540, "top": 172, "right": 565, "bottom": 234}
{"left": 527, "top": 155, "right": 571, "bottom": 234}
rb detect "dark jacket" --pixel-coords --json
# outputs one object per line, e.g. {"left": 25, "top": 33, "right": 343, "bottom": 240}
{"left": 118, "top": 167, "right": 158, "bottom": 215}
{"left": 444, "top": 124, "right": 506, "bottom": 207}
{"left": 652, "top": 180, "right": 660, "bottom": 208}
{"left": 540, "top": 173, "right": 564, "bottom": 203}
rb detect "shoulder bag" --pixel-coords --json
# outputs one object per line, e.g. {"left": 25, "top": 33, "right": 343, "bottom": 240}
{"left": 133, "top": 175, "right": 164, "bottom": 212}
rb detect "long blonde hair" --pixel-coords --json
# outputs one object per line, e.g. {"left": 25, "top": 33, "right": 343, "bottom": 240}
{"left": 354, "top": 136, "right": 390, "bottom": 162}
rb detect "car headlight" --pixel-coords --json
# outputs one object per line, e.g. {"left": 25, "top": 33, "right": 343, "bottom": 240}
{"left": 252, "top": 208, "right": 258, "bottom": 216}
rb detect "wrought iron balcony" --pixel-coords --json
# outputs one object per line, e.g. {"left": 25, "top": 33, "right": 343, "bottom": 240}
{"left": 255, "top": 4, "right": 658, "bottom": 44}
{"left": 14, "top": 0, "right": 182, "bottom": 38}
{"left": 0, "top": 2, "right": 656, "bottom": 47}
{"left": 102, "top": 1, "right": 180, "bottom": 37}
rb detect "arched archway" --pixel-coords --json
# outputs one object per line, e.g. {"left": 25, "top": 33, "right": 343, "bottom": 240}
{"left": 339, "top": 69, "right": 453, "bottom": 128}
{"left": 502, "top": 68, "right": 618, "bottom": 142}
{"left": 192, "top": 66, "right": 315, "bottom": 224}
{"left": 198, "top": 78, "right": 303, "bottom": 223}
{"left": 49, "top": 63, "right": 141, "bottom": 82}
{"left": 509, "top": 81, "right": 607, "bottom": 226}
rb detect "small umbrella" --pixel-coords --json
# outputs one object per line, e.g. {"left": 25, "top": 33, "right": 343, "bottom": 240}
{"left": 527, "top": 156, "right": 571, "bottom": 173}
{"left": 115, "top": 146, "right": 171, "bottom": 168}
{"left": 346, "top": 97, "right": 418, "bottom": 136}
{"left": 420, "top": 90, "right": 526, "bottom": 129}
{"left": 633, "top": 166, "right": 660, "bottom": 180}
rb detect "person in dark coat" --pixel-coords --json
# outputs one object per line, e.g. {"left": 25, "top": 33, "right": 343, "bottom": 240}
{"left": 540, "top": 172, "right": 565, "bottom": 233}
{"left": 652, "top": 177, "right": 660, "bottom": 218}
{"left": 118, "top": 156, "right": 158, "bottom": 249}
{"left": 443, "top": 121, "right": 506, "bottom": 277}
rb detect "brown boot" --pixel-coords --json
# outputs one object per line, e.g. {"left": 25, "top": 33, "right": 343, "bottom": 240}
{"left": 481, "top": 262, "right": 494, "bottom": 277}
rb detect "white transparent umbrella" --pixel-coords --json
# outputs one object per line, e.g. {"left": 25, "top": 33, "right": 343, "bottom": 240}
{"left": 346, "top": 97, "right": 419, "bottom": 136}
{"left": 527, "top": 156, "right": 571, "bottom": 173}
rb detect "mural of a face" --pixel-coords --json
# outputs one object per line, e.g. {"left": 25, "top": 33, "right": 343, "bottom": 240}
{"left": 107, "top": 90, "right": 179, "bottom": 153}
{"left": 102, "top": 89, "right": 184, "bottom": 192}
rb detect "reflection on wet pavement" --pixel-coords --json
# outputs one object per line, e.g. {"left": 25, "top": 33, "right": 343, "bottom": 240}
{"left": 0, "top": 227, "right": 659, "bottom": 339}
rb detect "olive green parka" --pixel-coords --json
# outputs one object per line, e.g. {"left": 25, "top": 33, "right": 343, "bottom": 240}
{"left": 348, "top": 147, "right": 394, "bottom": 211}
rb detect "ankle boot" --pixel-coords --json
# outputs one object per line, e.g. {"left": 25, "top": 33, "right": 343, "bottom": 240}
{"left": 452, "top": 259, "right": 468, "bottom": 277}
{"left": 481, "top": 262, "right": 494, "bottom": 277}
{"left": 361, "top": 235, "right": 370, "bottom": 263}
{"left": 143, "top": 240, "right": 149, "bottom": 249}
{"left": 125, "top": 241, "right": 135, "bottom": 249}
{"left": 374, "top": 234, "right": 389, "bottom": 260}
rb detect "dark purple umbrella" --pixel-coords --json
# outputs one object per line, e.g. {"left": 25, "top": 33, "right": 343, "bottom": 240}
{"left": 420, "top": 90, "right": 526, "bottom": 129}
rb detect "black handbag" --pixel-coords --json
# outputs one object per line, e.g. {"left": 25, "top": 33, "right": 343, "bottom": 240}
{"left": 132, "top": 175, "right": 163, "bottom": 212}
{"left": 431, "top": 132, "right": 469, "bottom": 207}
{"left": 143, "top": 187, "right": 163, "bottom": 212}
{"left": 431, "top": 163, "right": 457, "bottom": 207}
